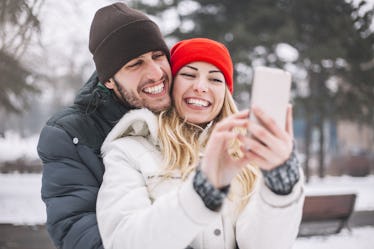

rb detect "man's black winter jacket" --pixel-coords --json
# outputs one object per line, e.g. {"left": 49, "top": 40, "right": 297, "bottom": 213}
{"left": 38, "top": 72, "right": 131, "bottom": 249}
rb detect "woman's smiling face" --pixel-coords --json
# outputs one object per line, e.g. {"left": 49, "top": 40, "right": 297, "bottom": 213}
{"left": 172, "top": 61, "right": 226, "bottom": 125}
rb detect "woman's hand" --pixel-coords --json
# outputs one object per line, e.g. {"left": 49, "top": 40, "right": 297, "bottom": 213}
{"left": 246, "top": 104, "right": 294, "bottom": 171}
{"left": 200, "top": 110, "right": 252, "bottom": 188}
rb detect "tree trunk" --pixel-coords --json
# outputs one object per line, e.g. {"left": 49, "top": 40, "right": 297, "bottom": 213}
{"left": 317, "top": 116, "right": 325, "bottom": 178}
{"left": 303, "top": 106, "right": 312, "bottom": 183}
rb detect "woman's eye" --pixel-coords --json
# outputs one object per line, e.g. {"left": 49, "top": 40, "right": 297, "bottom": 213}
{"left": 180, "top": 73, "right": 195, "bottom": 78}
{"left": 212, "top": 78, "right": 223, "bottom": 83}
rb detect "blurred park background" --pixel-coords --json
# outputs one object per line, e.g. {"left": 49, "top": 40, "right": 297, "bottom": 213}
{"left": 0, "top": 0, "right": 373, "bottom": 248}
{"left": 1, "top": 0, "right": 373, "bottom": 180}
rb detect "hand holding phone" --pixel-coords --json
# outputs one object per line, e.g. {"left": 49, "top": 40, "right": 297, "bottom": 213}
{"left": 249, "top": 67, "right": 291, "bottom": 130}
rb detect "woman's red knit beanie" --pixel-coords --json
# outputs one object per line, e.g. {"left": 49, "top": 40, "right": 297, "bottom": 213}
{"left": 170, "top": 38, "right": 234, "bottom": 94}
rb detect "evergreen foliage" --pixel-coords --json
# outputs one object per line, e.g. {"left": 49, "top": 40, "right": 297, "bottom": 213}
{"left": 130, "top": 0, "right": 374, "bottom": 178}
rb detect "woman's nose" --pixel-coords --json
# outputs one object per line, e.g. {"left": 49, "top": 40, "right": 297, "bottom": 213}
{"left": 193, "top": 79, "right": 208, "bottom": 93}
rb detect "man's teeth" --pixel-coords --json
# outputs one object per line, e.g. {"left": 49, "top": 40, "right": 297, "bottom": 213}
{"left": 144, "top": 83, "right": 164, "bottom": 94}
{"left": 187, "top": 98, "right": 209, "bottom": 107}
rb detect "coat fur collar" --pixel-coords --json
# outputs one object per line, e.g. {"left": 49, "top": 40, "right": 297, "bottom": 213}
{"left": 102, "top": 108, "right": 158, "bottom": 150}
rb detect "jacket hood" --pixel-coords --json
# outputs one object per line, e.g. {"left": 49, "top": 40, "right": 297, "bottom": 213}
{"left": 102, "top": 108, "right": 159, "bottom": 150}
{"left": 73, "top": 71, "right": 132, "bottom": 130}
{"left": 74, "top": 72, "right": 100, "bottom": 107}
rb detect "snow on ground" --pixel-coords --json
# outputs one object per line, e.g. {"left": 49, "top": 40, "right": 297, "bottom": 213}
{"left": 0, "top": 131, "right": 39, "bottom": 163}
{"left": 1, "top": 132, "right": 374, "bottom": 248}
{"left": 0, "top": 173, "right": 374, "bottom": 248}
{"left": 293, "top": 226, "right": 374, "bottom": 249}
{"left": 306, "top": 175, "right": 374, "bottom": 211}
{"left": 1, "top": 173, "right": 374, "bottom": 224}
{"left": 0, "top": 173, "right": 44, "bottom": 225}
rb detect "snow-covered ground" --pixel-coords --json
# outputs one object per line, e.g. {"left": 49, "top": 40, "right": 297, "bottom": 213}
{"left": 1, "top": 132, "right": 374, "bottom": 249}
{"left": 1, "top": 173, "right": 374, "bottom": 225}
{"left": 0, "top": 173, "right": 44, "bottom": 225}
{"left": 1, "top": 173, "right": 374, "bottom": 249}
{"left": 0, "top": 132, "right": 39, "bottom": 162}
{"left": 305, "top": 175, "right": 374, "bottom": 211}
{"left": 293, "top": 226, "right": 374, "bottom": 249}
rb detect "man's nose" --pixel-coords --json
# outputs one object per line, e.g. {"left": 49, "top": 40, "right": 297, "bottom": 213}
{"left": 146, "top": 60, "right": 163, "bottom": 81}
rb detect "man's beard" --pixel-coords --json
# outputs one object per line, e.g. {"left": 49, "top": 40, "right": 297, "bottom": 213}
{"left": 112, "top": 76, "right": 170, "bottom": 113}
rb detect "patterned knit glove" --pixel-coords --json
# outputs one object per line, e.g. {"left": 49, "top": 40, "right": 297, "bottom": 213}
{"left": 193, "top": 168, "right": 230, "bottom": 211}
{"left": 261, "top": 147, "right": 300, "bottom": 195}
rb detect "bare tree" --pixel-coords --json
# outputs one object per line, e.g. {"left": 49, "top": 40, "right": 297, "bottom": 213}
{"left": 0, "top": 0, "right": 44, "bottom": 57}
{"left": 0, "top": 0, "right": 44, "bottom": 114}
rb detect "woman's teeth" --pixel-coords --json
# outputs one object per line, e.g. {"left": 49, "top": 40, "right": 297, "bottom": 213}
{"left": 187, "top": 98, "right": 209, "bottom": 107}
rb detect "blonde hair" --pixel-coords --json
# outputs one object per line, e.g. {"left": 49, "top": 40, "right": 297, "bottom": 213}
{"left": 158, "top": 87, "right": 258, "bottom": 210}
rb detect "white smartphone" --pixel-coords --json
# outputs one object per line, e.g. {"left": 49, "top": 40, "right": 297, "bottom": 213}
{"left": 249, "top": 66, "right": 291, "bottom": 130}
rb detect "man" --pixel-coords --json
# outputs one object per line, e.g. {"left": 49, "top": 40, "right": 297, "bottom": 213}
{"left": 37, "top": 3, "right": 171, "bottom": 249}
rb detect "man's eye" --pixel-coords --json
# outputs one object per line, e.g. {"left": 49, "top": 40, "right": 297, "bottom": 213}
{"left": 128, "top": 61, "right": 142, "bottom": 68}
{"left": 153, "top": 52, "right": 165, "bottom": 59}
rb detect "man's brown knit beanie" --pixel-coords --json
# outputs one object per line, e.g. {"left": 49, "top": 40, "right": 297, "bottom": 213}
{"left": 89, "top": 2, "right": 170, "bottom": 83}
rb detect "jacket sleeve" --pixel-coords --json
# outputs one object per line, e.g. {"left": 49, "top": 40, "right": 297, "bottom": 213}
{"left": 97, "top": 138, "right": 219, "bottom": 249}
{"left": 235, "top": 169, "right": 305, "bottom": 249}
{"left": 38, "top": 125, "right": 104, "bottom": 249}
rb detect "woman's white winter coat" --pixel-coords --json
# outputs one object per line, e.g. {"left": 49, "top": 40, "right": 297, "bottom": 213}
{"left": 97, "top": 109, "right": 305, "bottom": 249}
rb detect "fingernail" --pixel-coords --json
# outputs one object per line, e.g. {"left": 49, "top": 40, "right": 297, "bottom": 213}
{"left": 255, "top": 106, "right": 262, "bottom": 113}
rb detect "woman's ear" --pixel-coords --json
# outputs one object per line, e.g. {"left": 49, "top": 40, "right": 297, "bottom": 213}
{"left": 104, "top": 79, "right": 115, "bottom": 89}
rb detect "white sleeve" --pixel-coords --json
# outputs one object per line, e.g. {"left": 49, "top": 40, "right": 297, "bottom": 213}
{"left": 236, "top": 169, "right": 305, "bottom": 249}
{"left": 96, "top": 139, "right": 219, "bottom": 249}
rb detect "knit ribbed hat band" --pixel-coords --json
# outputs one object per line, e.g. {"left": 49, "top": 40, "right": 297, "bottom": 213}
{"left": 170, "top": 38, "right": 234, "bottom": 94}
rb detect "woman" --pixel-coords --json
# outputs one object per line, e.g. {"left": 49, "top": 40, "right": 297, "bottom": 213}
{"left": 97, "top": 38, "right": 304, "bottom": 249}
